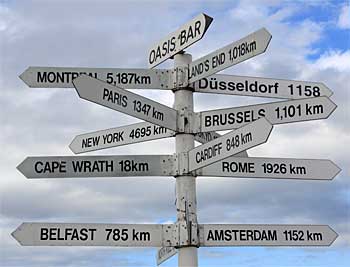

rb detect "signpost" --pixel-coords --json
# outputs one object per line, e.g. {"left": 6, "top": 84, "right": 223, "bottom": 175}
{"left": 188, "top": 28, "right": 272, "bottom": 83}
{"left": 17, "top": 155, "right": 175, "bottom": 178}
{"left": 148, "top": 13, "right": 213, "bottom": 68}
{"left": 157, "top": 246, "right": 177, "bottom": 265}
{"left": 19, "top": 67, "right": 174, "bottom": 89}
{"left": 198, "top": 96, "right": 337, "bottom": 132}
{"left": 188, "top": 118, "right": 272, "bottom": 171}
{"left": 193, "top": 74, "right": 333, "bottom": 99}
{"left": 70, "top": 122, "right": 175, "bottom": 154}
{"left": 73, "top": 75, "right": 178, "bottom": 131}
{"left": 12, "top": 223, "right": 172, "bottom": 247}
{"left": 199, "top": 224, "right": 338, "bottom": 246}
{"left": 15, "top": 14, "right": 341, "bottom": 267}
{"left": 196, "top": 157, "right": 340, "bottom": 180}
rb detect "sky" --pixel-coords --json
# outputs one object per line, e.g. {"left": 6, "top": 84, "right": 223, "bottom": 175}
{"left": 0, "top": 0, "right": 349, "bottom": 266}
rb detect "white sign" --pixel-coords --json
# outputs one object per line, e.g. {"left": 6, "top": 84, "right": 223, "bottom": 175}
{"left": 200, "top": 224, "right": 338, "bottom": 246}
{"left": 199, "top": 96, "right": 337, "bottom": 132}
{"left": 196, "top": 157, "right": 341, "bottom": 180}
{"left": 148, "top": 13, "right": 213, "bottom": 68}
{"left": 19, "top": 67, "right": 173, "bottom": 89}
{"left": 157, "top": 246, "right": 177, "bottom": 265}
{"left": 195, "top": 131, "right": 249, "bottom": 157}
{"left": 70, "top": 122, "right": 175, "bottom": 154}
{"left": 193, "top": 74, "right": 333, "bottom": 99}
{"left": 12, "top": 223, "right": 172, "bottom": 247}
{"left": 17, "top": 155, "right": 175, "bottom": 178}
{"left": 73, "top": 75, "right": 178, "bottom": 131}
{"left": 188, "top": 118, "right": 272, "bottom": 171}
{"left": 188, "top": 28, "right": 272, "bottom": 83}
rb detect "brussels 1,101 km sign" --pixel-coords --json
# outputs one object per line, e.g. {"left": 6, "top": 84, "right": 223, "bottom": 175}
{"left": 15, "top": 13, "right": 340, "bottom": 267}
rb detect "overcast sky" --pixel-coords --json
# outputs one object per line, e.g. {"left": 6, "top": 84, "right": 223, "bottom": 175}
{"left": 0, "top": 0, "right": 349, "bottom": 266}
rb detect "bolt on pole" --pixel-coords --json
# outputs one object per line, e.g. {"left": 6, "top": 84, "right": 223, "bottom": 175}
{"left": 173, "top": 53, "right": 198, "bottom": 267}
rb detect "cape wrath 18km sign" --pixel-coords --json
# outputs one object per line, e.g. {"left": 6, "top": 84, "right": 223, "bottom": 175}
{"left": 73, "top": 75, "right": 178, "bottom": 131}
{"left": 148, "top": 13, "right": 213, "bottom": 68}
{"left": 17, "top": 155, "right": 175, "bottom": 178}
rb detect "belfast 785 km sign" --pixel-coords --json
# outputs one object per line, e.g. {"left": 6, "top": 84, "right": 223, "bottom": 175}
{"left": 15, "top": 12, "right": 340, "bottom": 267}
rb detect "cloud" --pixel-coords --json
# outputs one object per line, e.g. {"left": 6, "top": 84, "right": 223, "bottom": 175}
{"left": 337, "top": 4, "right": 350, "bottom": 29}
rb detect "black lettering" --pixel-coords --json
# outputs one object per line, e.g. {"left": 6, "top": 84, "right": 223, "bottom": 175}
{"left": 40, "top": 228, "right": 49, "bottom": 240}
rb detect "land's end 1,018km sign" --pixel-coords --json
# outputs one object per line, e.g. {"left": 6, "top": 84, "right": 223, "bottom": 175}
{"left": 188, "top": 28, "right": 272, "bottom": 83}
{"left": 148, "top": 13, "right": 213, "bottom": 68}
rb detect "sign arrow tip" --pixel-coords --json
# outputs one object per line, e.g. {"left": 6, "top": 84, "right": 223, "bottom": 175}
{"left": 18, "top": 68, "right": 29, "bottom": 85}
{"left": 68, "top": 139, "right": 80, "bottom": 155}
{"left": 16, "top": 159, "right": 26, "bottom": 177}
{"left": 11, "top": 223, "right": 25, "bottom": 245}
{"left": 329, "top": 160, "right": 342, "bottom": 180}
{"left": 328, "top": 226, "right": 339, "bottom": 245}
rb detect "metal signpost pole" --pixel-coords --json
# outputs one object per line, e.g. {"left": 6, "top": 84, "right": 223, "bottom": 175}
{"left": 174, "top": 53, "right": 198, "bottom": 266}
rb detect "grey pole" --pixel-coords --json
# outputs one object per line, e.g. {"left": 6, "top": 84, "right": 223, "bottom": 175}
{"left": 173, "top": 53, "right": 198, "bottom": 267}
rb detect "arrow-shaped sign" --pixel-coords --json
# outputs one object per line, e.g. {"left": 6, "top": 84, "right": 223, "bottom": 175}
{"left": 188, "top": 28, "right": 272, "bottom": 83}
{"left": 12, "top": 223, "right": 173, "bottom": 247}
{"left": 199, "top": 224, "right": 338, "bottom": 246}
{"left": 188, "top": 118, "right": 272, "bottom": 171}
{"left": 148, "top": 13, "right": 213, "bottom": 68}
{"left": 73, "top": 75, "right": 178, "bottom": 131}
{"left": 70, "top": 122, "right": 175, "bottom": 154}
{"left": 199, "top": 96, "right": 337, "bottom": 132}
{"left": 19, "top": 67, "right": 173, "bottom": 89}
{"left": 194, "top": 131, "right": 249, "bottom": 157}
{"left": 17, "top": 155, "right": 175, "bottom": 178}
{"left": 193, "top": 74, "right": 333, "bottom": 99}
{"left": 196, "top": 157, "right": 340, "bottom": 180}
{"left": 156, "top": 246, "right": 177, "bottom": 265}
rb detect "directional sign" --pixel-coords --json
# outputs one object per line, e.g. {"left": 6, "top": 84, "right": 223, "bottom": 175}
{"left": 194, "top": 131, "right": 221, "bottom": 144}
{"left": 193, "top": 74, "right": 333, "bottom": 99}
{"left": 12, "top": 223, "right": 172, "bottom": 247}
{"left": 157, "top": 246, "right": 177, "bottom": 265}
{"left": 19, "top": 67, "right": 173, "bottom": 89}
{"left": 70, "top": 122, "right": 175, "bottom": 154}
{"left": 17, "top": 155, "right": 175, "bottom": 178}
{"left": 196, "top": 157, "right": 341, "bottom": 180}
{"left": 188, "top": 28, "right": 272, "bottom": 83}
{"left": 199, "top": 96, "right": 337, "bottom": 132}
{"left": 148, "top": 13, "right": 213, "bottom": 68}
{"left": 73, "top": 75, "right": 178, "bottom": 131}
{"left": 188, "top": 118, "right": 272, "bottom": 171}
{"left": 195, "top": 131, "right": 249, "bottom": 157}
{"left": 199, "top": 224, "right": 338, "bottom": 246}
